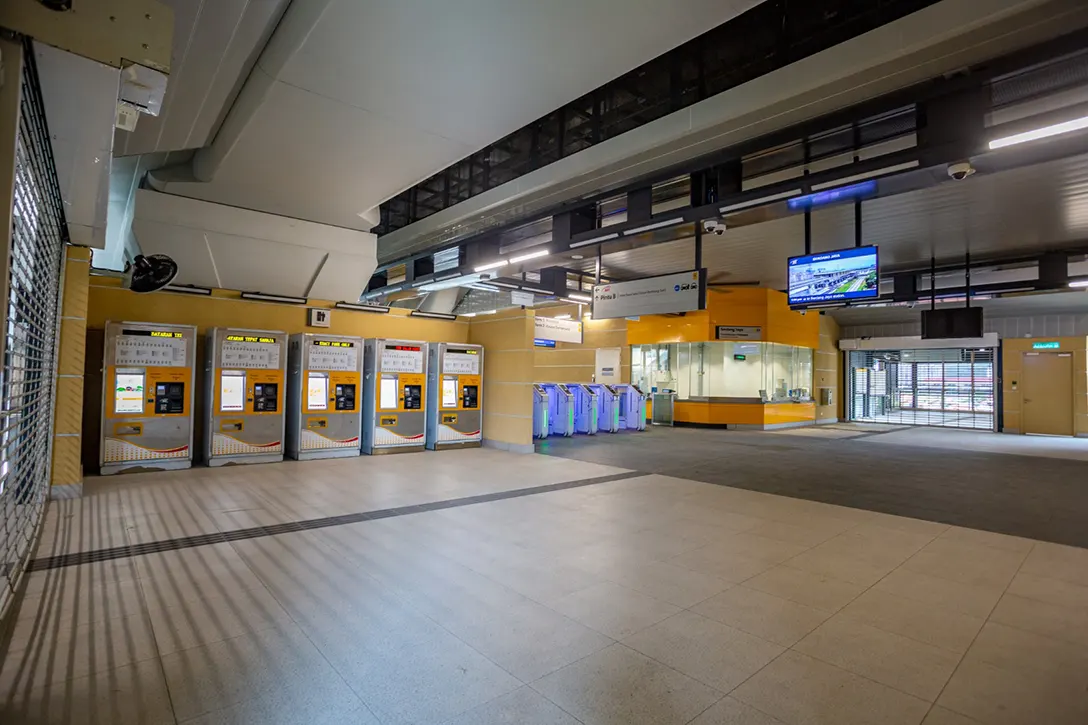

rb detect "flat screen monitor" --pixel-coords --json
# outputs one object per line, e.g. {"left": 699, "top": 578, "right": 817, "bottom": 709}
{"left": 921, "top": 307, "right": 984, "bottom": 339}
{"left": 788, "top": 246, "right": 879, "bottom": 306}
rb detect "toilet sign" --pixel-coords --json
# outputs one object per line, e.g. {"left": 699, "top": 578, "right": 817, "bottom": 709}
{"left": 307, "top": 308, "right": 331, "bottom": 328}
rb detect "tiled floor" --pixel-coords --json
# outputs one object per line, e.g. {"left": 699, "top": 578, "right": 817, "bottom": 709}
{"left": 2, "top": 446, "right": 1088, "bottom": 724}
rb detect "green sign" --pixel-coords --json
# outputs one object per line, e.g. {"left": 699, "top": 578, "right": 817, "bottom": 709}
{"left": 1032, "top": 341, "right": 1061, "bottom": 350}
{"left": 734, "top": 354, "right": 747, "bottom": 361}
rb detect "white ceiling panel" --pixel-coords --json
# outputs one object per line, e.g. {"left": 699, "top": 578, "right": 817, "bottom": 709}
{"left": 206, "top": 233, "right": 328, "bottom": 297}
{"left": 131, "top": 219, "right": 221, "bottom": 288}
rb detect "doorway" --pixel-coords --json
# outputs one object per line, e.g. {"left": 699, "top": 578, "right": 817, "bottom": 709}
{"left": 1022, "top": 352, "right": 1074, "bottom": 436}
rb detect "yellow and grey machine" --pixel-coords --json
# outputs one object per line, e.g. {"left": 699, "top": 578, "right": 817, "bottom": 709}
{"left": 203, "top": 328, "right": 287, "bottom": 466}
{"left": 100, "top": 321, "right": 197, "bottom": 475}
{"left": 286, "top": 333, "right": 363, "bottom": 460}
{"left": 426, "top": 343, "right": 483, "bottom": 450}
{"left": 362, "top": 339, "right": 428, "bottom": 454}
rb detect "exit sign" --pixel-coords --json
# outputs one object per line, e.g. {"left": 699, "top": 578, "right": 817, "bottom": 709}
{"left": 1033, "top": 341, "right": 1061, "bottom": 349}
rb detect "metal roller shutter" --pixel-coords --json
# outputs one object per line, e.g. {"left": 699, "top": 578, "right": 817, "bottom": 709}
{"left": 0, "top": 38, "right": 68, "bottom": 619}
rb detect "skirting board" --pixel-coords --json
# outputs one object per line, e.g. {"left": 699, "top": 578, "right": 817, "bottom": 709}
{"left": 49, "top": 483, "right": 83, "bottom": 500}
{"left": 484, "top": 439, "right": 535, "bottom": 454}
{"left": 816, "top": 418, "right": 841, "bottom": 425}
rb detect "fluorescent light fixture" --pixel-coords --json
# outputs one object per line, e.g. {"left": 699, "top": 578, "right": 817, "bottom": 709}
{"left": 410, "top": 310, "right": 457, "bottom": 320}
{"left": 521, "top": 286, "right": 553, "bottom": 295}
{"left": 623, "top": 217, "right": 684, "bottom": 236}
{"left": 566, "top": 293, "right": 591, "bottom": 302}
{"left": 240, "top": 292, "right": 307, "bottom": 305}
{"left": 570, "top": 232, "right": 619, "bottom": 249}
{"left": 476, "top": 310, "right": 497, "bottom": 315}
{"left": 467, "top": 283, "right": 500, "bottom": 291}
{"left": 419, "top": 273, "right": 483, "bottom": 292}
{"left": 990, "top": 114, "right": 1088, "bottom": 150}
{"left": 411, "top": 280, "right": 430, "bottom": 288}
{"left": 164, "top": 284, "right": 212, "bottom": 296}
{"left": 509, "top": 249, "right": 550, "bottom": 264}
{"left": 560, "top": 297, "right": 588, "bottom": 305}
{"left": 810, "top": 161, "right": 920, "bottom": 190}
{"left": 461, "top": 312, "right": 477, "bottom": 317}
{"left": 554, "top": 314, "right": 572, "bottom": 320}
{"left": 1069, "top": 279, "right": 1088, "bottom": 288}
{"left": 720, "top": 189, "right": 803, "bottom": 214}
{"left": 474, "top": 260, "right": 509, "bottom": 273}
{"left": 335, "top": 301, "right": 391, "bottom": 313}
{"left": 436, "top": 272, "right": 461, "bottom": 281}
{"left": 490, "top": 281, "right": 520, "bottom": 290}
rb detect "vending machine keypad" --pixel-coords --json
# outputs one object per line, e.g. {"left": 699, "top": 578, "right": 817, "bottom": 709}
{"left": 403, "top": 384, "right": 422, "bottom": 410}
{"left": 154, "top": 383, "right": 186, "bottom": 414}
{"left": 462, "top": 385, "right": 479, "bottom": 409}
{"left": 253, "top": 383, "right": 279, "bottom": 412}
{"left": 334, "top": 384, "right": 356, "bottom": 411}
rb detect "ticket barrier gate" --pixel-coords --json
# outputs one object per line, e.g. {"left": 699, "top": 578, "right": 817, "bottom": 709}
{"left": 540, "top": 382, "right": 574, "bottom": 437}
{"left": 569, "top": 384, "right": 598, "bottom": 435}
{"left": 588, "top": 384, "right": 620, "bottom": 433}
{"left": 614, "top": 384, "right": 648, "bottom": 431}
{"left": 204, "top": 328, "right": 288, "bottom": 466}
{"left": 100, "top": 321, "right": 197, "bottom": 474}
{"left": 532, "top": 384, "right": 549, "bottom": 439}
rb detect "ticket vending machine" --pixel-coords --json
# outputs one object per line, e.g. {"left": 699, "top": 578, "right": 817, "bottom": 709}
{"left": 363, "top": 339, "right": 428, "bottom": 454}
{"left": 532, "top": 384, "right": 549, "bottom": 439}
{"left": 204, "top": 328, "right": 287, "bottom": 466}
{"left": 100, "top": 321, "right": 197, "bottom": 475}
{"left": 588, "top": 384, "right": 620, "bottom": 433}
{"left": 286, "top": 334, "right": 363, "bottom": 460}
{"left": 541, "top": 382, "right": 574, "bottom": 437}
{"left": 426, "top": 343, "right": 484, "bottom": 450}
{"left": 569, "top": 384, "right": 599, "bottom": 435}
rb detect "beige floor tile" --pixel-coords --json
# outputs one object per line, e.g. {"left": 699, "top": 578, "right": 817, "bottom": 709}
{"left": 741, "top": 519, "right": 854, "bottom": 548}
{"left": 689, "top": 696, "right": 788, "bottom": 725}
{"left": 668, "top": 546, "right": 776, "bottom": 583}
{"left": 938, "top": 655, "right": 1088, "bottom": 725}
{"left": 776, "top": 547, "right": 893, "bottom": 588}
{"left": 12, "top": 576, "right": 146, "bottom": 630}
{"left": 623, "top": 610, "right": 784, "bottom": 693}
{"left": 988, "top": 592, "right": 1088, "bottom": 647}
{"left": 440, "top": 686, "right": 582, "bottom": 725}
{"left": 707, "top": 533, "right": 812, "bottom": 565}
{"left": 921, "top": 706, "right": 984, "bottom": 725}
{"left": 1006, "top": 571, "right": 1088, "bottom": 609}
{"left": 732, "top": 650, "right": 930, "bottom": 725}
{"left": 135, "top": 543, "right": 267, "bottom": 610}
{"left": 902, "top": 539, "right": 1028, "bottom": 588}
{"left": 549, "top": 581, "right": 680, "bottom": 639}
{"left": 742, "top": 565, "right": 866, "bottom": 613}
{"left": 838, "top": 589, "right": 985, "bottom": 653}
{"left": 604, "top": 559, "right": 731, "bottom": 608}
{"left": 873, "top": 567, "right": 1005, "bottom": 619}
{"left": 532, "top": 643, "right": 724, "bottom": 725}
{"left": 691, "top": 586, "right": 831, "bottom": 647}
{"left": 794, "top": 616, "right": 961, "bottom": 701}
{"left": 1019, "top": 541, "right": 1088, "bottom": 587}
{"left": 936, "top": 526, "right": 1035, "bottom": 553}
{"left": 965, "top": 621, "right": 1088, "bottom": 685}
{"left": 1, "top": 658, "right": 175, "bottom": 725}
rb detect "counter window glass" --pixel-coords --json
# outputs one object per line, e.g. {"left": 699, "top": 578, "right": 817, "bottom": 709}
{"left": 632, "top": 342, "right": 812, "bottom": 402}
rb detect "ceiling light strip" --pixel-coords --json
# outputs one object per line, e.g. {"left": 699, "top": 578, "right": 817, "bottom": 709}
{"left": 164, "top": 284, "right": 212, "bottom": 296}
{"left": 474, "top": 260, "right": 510, "bottom": 272}
{"left": 569, "top": 232, "right": 619, "bottom": 249}
{"left": 410, "top": 310, "right": 458, "bottom": 320}
{"left": 809, "top": 161, "right": 920, "bottom": 191}
{"left": 623, "top": 217, "right": 685, "bottom": 236}
{"left": 240, "top": 292, "right": 308, "bottom": 305}
{"left": 719, "top": 189, "right": 803, "bottom": 214}
{"left": 509, "top": 249, "right": 551, "bottom": 264}
{"left": 335, "top": 302, "right": 391, "bottom": 313}
{"left": 990, "top": 114, "right": 1088, "bottom": 150}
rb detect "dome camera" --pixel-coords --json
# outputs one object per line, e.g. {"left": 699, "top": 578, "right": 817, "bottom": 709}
{"left": 702, "top": 219, "right": 727, "bottom": 236}
{"left": 948, "top": 162, "right": 976, "bottom": 181}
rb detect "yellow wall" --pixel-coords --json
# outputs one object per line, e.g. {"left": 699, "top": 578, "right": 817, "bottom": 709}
{"left": 81, "top": 278, "right": 470, "bottom": 469}
{"left": 468, "top": 308, "right": 535, "bottom": 451}
{"left": 815, "top": 314, "right": 842, "bottom": 422}
{"left": 51, "top": 246, "right": 91, "bottom": 490}
{"left": 1001, "top": 337, "right": 1088, "bottom": 435}
{"left": 532, "top": 305, "right": 631, "bottom": 384}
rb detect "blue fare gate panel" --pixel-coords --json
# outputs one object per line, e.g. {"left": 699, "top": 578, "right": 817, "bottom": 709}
{"left": 532, "top": 384, "right": 549, "bottom": 439}
{"left": 569, "top": 384, "right": 598, "bottom": 435}
{"left": 613, "top": 384, "right": 648, "bottom": 431}
{"left": 589, "top": 384, "right": 619, "bottom": 433}
{"left": 542, "top": 383, "right": 574, "bottom": 437}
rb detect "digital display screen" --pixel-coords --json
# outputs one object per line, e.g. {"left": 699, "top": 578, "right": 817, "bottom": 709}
{"left": 379, "top": 377, "right": 398, "bottom": 409}
{"left": 220, "top": 372, "right": 246, "bottom": 412}
{"left": 313, "top": 340, "right": 354, "bottom": 348}
{"left": 122, "top": 329, "right": 183, "bottom": 338}
{"left": 442, "top": 378, "right": 458, "bottom": 408}
{"left": 307, "top": 373, "right": 328, "bottom": 410}
{"left": 788, "top": 246, "right": 878, "bottom": 306}
{"left": 225, "top": 335, "right": 276, "bottom": 344}
{"left": 114, "top": 373, "right": 145, "bottom": 413}
{"left": 386, "top": 344, "right": 421, "bottom": 352}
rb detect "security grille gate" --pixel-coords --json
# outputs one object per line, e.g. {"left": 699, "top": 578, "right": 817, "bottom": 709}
{"left": 847, "top": 348, "right": 996, "bottom": 430}
{"left": 0, "top": 38, "right": 68, "bottom": 620}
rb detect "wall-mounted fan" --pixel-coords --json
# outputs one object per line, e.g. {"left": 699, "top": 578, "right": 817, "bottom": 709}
{"left": 125, "top": 254, "right": 178, "bottom": 293}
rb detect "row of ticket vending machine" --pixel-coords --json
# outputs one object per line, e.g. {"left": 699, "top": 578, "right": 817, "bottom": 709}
{"left": 532, "top": 382, "right": 647, "bottom": 438}
{"left": 100, "top": 321, "right": 485, "bottom": 474}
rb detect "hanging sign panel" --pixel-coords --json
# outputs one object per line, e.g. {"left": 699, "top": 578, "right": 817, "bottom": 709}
{"left": 716, "top": 326, "right": 763, "bottom": 341}
{"left": 534, "top": 316, "right": 583, "bottom": 344}
{"left": 592, "top": 269, "right": 705, "bottom": 320}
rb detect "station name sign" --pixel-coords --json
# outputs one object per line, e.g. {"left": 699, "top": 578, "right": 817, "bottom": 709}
{"left": 592, "top": 269, "right": 705, "bottom": 320}
{"left": 226, "top": 335, "right": 276, "bottom": 344}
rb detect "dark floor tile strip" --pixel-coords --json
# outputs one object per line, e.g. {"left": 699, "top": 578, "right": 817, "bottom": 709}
{"left": 27, "top": 470, "right": 644, "bottom": 572}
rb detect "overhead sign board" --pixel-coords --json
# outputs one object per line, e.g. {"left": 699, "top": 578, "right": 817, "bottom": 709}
{"left": 788, "top": 246, "right": 879, "bottom": 306}
{"left": 716, "top": 326, "right": 763, "bottom": 341}
{"left": 1033, "top": 341, "right": 1061, "bottom": 349}
{"left": 511, "top": 290, "right": 535, "bottom": 307}
{"left": 592, "top": 270, "right": 705, "bottom": 320}
{"left": 534, "top": 316, "right": 583, "bottom": 344}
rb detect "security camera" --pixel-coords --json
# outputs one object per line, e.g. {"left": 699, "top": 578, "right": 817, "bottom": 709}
{"left": 702, "top": 219, "right": 727, "bottom": 236}
{"left": 948, "top": 162, "right": 976, "bottom": 181}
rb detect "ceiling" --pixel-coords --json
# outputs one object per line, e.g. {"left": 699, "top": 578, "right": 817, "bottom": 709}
{"left": 151, "top": 0, "right": 762, "bottom": 230}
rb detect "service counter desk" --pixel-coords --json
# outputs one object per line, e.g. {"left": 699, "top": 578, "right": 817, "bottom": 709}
{"left": 650, "top": 396, "right": 816, "bottom": 430}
